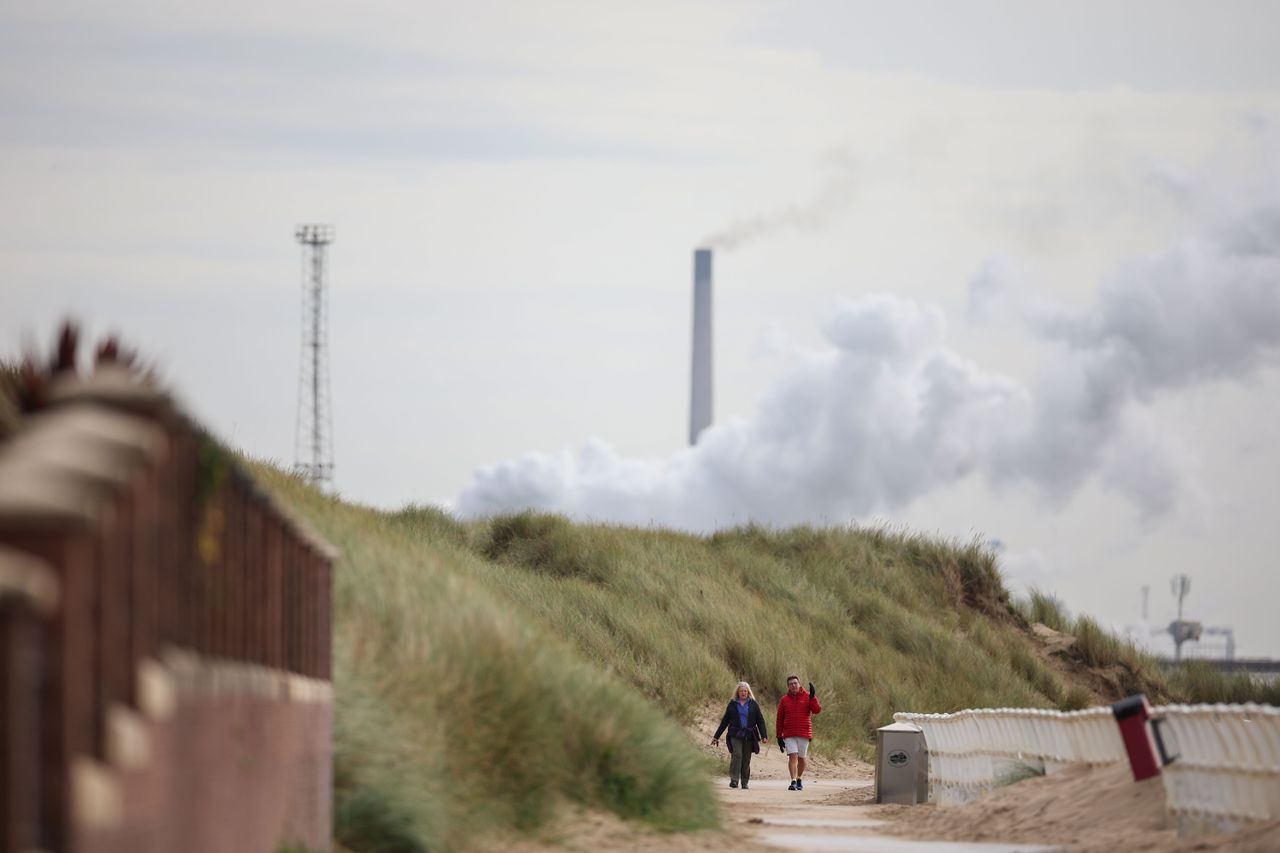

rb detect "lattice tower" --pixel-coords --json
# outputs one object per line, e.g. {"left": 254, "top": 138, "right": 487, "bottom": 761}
{"left": 294, "top": 224, "right": 335, "bottom": 487}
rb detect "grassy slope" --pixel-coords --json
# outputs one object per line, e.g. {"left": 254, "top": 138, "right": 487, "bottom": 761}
{"left": 1017, "top": 590, "right": 1280, "bottom": 707}
{"left": 259, "top": 470, "right": 718, "bottom": 853}
{"left": 445, "top": 510, "right": 1090, "bottom": 749}
{"left": 5, "top": 358, "right": 1271, "bottom": 852}
{"left": 253, "top": 465, "right": 1273, "bottom": 853}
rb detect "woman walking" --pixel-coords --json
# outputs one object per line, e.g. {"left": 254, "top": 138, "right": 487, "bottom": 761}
{"left": 711, "top": 681, "right": 768, "bottom": 789}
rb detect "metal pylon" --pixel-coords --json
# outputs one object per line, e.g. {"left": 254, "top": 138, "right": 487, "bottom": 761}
{"left": 294, "top": 224, "right": 335, "bottom": 488}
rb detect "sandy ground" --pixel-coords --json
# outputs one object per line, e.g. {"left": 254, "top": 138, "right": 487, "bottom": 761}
{"left": 476, "top": 720, "right": 1280, "bottom": 852}
{"left": 476, "top": 738, "right": 881, "bottom": 853}
{"left": 878, "top": 763, "right": 1280, "bottom": 853}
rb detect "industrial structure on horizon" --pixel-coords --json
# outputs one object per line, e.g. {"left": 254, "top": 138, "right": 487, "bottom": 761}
{"left": 689, "top": 247, "right": 713, "bottom": 445}
{"left": 1127, "top": 575, "right": 1278, "bottom": 677}
{"left": 294, "top": 224, "right": 336, "bottom": 488}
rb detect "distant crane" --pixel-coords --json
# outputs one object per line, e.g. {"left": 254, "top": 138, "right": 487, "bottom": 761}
{"left": 1132, "top": 576, "right": 1270, "bottom": 674}
{"left": 1203, "top": 626, "right": 1237, "bottom": 661}
{"left": 1167, "top": 574, "right": 1199, "bottom": 661}
{"left": 1160, "top": 573, "right": 1234, "bottom": 662}
{"left": 1171, "top": 574, "right": 1190, "bottom": 620}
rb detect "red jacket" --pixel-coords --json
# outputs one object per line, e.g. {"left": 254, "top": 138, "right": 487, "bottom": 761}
{"left": 776, "top": 690, "right": 821, "bottom": 740}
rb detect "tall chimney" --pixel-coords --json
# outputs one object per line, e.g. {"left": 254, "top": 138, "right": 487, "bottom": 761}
{"left": 689, "top": 248, "right": 713, "bottom": 445}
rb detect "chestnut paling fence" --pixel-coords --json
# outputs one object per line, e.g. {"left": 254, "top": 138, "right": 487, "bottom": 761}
{"left": 0, "top": 364, "right": 335, "bottom": 853}
{"left": 894, "top": 703, "right": 1280, "bottom": 832}
{"left": 1154, "top": 704, "right": 1280, "bottom": 832}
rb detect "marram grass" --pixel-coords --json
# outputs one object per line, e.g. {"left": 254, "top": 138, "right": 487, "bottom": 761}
{"left": 247, "top": 464, "right": 1269, "bottom": 853}
{"left": 256, "top": 471, "right": 717, "bottom": 853}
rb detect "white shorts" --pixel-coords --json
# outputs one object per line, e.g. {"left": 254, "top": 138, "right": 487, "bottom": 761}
{"left": 784, "top": 737, "right": 810, "bottom": 757}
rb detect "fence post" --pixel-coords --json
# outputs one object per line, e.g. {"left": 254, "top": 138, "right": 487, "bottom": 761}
{"left": 0, "top": 546, "right": 59, "bottom": 853}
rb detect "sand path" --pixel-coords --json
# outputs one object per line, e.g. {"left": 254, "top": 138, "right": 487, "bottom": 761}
{"left": 717, "top": 775, "right": 1049, "bottom": 851}
{"left": 485, "top": 749, "right": 1274, "bottom": 852}
{"left": 482, "top": 738, "right": 1054, "bottom": 852}
{"left": 486, "top": 725, "right": 1276, "bottom": 851}
{"left": 703, "top": 738, "right": 1052, "bottom": 852}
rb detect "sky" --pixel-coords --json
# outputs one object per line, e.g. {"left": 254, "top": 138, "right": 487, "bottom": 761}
{"left": 3, "top": 1, "right": 1279, "bottom": 656}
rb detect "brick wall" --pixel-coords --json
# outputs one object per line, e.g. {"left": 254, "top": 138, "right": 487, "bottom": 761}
{"left": 0, "top": 362, "right": 334, "bottom": 853}
{"left": 74, "top": 655, "right": 332, "bottom": 853}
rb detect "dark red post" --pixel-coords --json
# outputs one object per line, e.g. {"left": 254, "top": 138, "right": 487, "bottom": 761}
{"left": 1111, "top": 694, "right": 1164, "bottom": 782}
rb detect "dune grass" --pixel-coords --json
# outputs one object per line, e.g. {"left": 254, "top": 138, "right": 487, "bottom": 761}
{"left": 375, "top": 508, "right": 1084, "bottom": 757}
{"left": 256, "top": 470, "right": 718, "bottom": 853}
{"left": 246, "top": 464, "right": 1274, "bottom": 853}
{"left": 1166, "top": 660, "right": 1280, "bottom": 706}
{"left": 7, "top": 351, "right": 1275, "bottom": 851}
{"left": 1014, "top": 589, "right": 1072, "bottom": 632}
{"left": 1013, "top": 590, "right": 1173, "bottom": 703}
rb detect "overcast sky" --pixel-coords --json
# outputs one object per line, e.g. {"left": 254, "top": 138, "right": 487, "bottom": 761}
{"left": 3, "top": 1, "right": 1280, "bottom": 656}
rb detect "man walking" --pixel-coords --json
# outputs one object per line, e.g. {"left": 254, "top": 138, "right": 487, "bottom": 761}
{"left": 776, "top": 675, "right": 821, "bottom": 790}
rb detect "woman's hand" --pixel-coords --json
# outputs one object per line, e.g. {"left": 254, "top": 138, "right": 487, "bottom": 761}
{"left": 711, "top": 737, "right": 719, "bottom": 746}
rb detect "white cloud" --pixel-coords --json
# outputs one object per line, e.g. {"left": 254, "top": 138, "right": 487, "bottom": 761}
{"left": 996, "top": 548, "right": 1058, "bottom": 599}
{"left": 5, "top": 0, "right": 1280, "bottom": 651}
{"left": 459, "top": 200, "right": 1280, "bottom": 530}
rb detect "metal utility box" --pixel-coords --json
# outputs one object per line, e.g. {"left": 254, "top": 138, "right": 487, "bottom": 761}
{"left": 875, "top": 722, "right": 929, "bottom": 804}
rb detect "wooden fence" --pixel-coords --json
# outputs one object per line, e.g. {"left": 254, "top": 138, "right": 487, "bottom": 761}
{"left": 0, "top": 362, "right": 334, "bottom": 852}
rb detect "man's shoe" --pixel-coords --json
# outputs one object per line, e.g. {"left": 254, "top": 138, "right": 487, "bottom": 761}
{"left": 795, "top": 779, "right": 804, "bottom": 790}
{"left": 741, "top": 783, "right": 748, "bottom": 789}
{"left": 787, "top": 780, "right": 797, "bottom": 791}
{"left": 729, "top": 780, "right": 738, "bottom": 788}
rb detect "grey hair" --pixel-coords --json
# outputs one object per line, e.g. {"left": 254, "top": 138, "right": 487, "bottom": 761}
{"left": 734, "top": 681, "right": 754, "bottom": 699}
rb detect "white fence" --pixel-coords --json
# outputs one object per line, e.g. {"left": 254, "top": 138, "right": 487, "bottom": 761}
{"left": 1155, "top": 703, "right": 1280, "bottom": 832}
{"left": 893, "top": 703, "right": 1280, "bottom": 833}
{"left": 892, "top": 707, "right": 1126, "bottom": 805}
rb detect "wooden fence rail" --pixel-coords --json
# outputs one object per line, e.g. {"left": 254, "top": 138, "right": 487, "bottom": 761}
{"left": 0, "top": 363, "right": 334, "bottom": 853}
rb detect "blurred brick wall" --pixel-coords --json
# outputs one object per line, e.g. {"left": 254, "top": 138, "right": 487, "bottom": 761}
{"left": 0, "top": 361, "right": 334, "bottom": 853}
{"left": 76, "top": 657, "right": 332, "bottom": 853}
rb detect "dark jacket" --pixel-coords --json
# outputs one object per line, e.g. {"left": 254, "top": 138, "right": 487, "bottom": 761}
{"left": 713, "top": 697, "right": 768, "bottom": 754}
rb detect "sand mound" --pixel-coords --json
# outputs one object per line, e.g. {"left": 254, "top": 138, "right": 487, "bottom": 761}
{"left": 885, "top": 763, "right": 1280, "bottom": 852}
{"left": 889, "top": 763, "right": 1169, "bottom": 848}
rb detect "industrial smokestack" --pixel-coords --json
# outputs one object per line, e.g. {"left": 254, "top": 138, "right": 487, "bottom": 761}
{"left": 689, "top": 248, "right": 713, "bottom": 445}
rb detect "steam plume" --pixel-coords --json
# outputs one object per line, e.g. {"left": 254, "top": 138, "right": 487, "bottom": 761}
{"left": 703, "top": 150, "right": 858, "bottom": 251}
{"left": 458, "top": 202, "right": 1280, "bottom": 531}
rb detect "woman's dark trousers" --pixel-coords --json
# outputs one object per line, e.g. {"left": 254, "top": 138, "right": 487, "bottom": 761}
{"left": 729, "top": 737, "right": 753, "bottom": 786}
